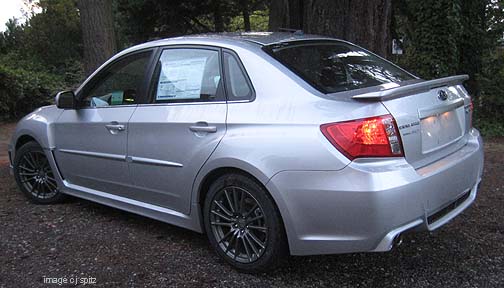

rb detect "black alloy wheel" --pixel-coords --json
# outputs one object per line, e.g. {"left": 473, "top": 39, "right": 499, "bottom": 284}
{"left": 14, "top": 141, "right": 66, "bottom": 204}
{"left": 209, "top": 186, "right": 268, "bottom": 263}
{"left": 203, "top": 173, "right": 288, "bottom": 273}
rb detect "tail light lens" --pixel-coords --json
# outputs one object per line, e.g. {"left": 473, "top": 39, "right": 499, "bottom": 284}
{"left": 320, "top": 115, "right": 404, "bottom": 160}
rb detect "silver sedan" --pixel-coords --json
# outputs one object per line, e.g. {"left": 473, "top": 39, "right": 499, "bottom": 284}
{"left": 8, "top": 32, "right": 484, "bottom": 273}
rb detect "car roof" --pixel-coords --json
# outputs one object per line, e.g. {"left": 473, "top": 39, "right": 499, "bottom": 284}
{"left": 184, "top": 32, "right": 336, "bottom": 46}
{"left": 155, "top": 32, "right": 336, "bottom": 45}
{"left": 120, "top": 32, "right": 337, "bottom": 55}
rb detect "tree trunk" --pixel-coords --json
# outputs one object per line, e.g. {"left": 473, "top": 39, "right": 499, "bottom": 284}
{"left": 269, "top": 0, "right": 392, "bottom": 58}
{"left": 268, "top": 0, "right": 303, "bottom": 31}
{"left": 241, "top": 0, "right": 251, "bottom": 31}
{"left": 212, "top": 0, "right": 224, "bottom": 32}
{"left": 77, "top": 0, "right": 117, "bottom": 77}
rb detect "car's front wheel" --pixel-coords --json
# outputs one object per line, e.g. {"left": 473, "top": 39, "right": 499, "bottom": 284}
{"left": 13, "top": 141, "right": 66, "bottom": 204}
{"left": 203, "top": 173, "right": 288, "bottom": 273}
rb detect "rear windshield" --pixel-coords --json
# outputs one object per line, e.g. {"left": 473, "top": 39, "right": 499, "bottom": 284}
{"left": 264, "top": 41, "right": 414, "bottom": 94}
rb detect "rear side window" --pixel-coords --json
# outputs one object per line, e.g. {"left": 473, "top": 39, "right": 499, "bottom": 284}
{"left": 223, "top": 52, "right": 254, "bottom": 101}
{"left": 151, "top": 48, "right": 224, "bottom": 103}
{"left": 265, "top": 41, "right": 414, "bottom": 94}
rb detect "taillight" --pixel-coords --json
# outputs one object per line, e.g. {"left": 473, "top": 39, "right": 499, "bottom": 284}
{"left": 320, "top": 115, "right": 404, "bottom": 160}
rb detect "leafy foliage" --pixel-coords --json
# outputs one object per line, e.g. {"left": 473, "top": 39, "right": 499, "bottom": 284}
{"left": 476, "top": 50, "right": 504, "bottom": 124}
{"left": 394, "top": 0, "right": 504, "bottom": 136}
{"left": 396, "top": 0, "right": 462, "bottom": 78}
{"left": 0, "top": 0, "right": 82, "bottom": 120}
{"left": 0, "top": 0, "right": 502, "bottom": 138}
{"left": 228, "top": 9, "right": 269, "bottom": 32}
{"left": 115, "top": 0, "right": 269, "bottom": 47}
{"left": 0, "top": 63, "right": 63, "bottom": 120}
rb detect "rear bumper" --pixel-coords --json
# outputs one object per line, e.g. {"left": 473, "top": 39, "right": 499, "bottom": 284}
{"left": 266, "top": 129, "right": 484, "bottom": 256}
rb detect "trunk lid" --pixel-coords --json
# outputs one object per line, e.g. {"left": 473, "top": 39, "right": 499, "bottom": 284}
{"left": 353, "top": 75, "right": 472, "bottom": 169}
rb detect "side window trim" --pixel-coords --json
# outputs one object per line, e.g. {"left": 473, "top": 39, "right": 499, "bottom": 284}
{"left": 221, "top": 49, "right": 256, "bottom": 102}
{"left": 147, "top": 45, "right": 225, "bottom": 104}
{"left": 76, "top": 48, "right": 156, "bottom": 108}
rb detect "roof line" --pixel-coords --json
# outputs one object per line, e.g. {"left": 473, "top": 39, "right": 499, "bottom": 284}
{"left": 240, "top": 39, "right": 266, "bottom": 46}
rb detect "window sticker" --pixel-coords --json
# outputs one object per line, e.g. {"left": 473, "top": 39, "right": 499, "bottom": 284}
{"left": 111, "top": 91, "right": 124, "bottom": 105}
{"left": 156, "top": 57, "right": 207, "bottom": 100}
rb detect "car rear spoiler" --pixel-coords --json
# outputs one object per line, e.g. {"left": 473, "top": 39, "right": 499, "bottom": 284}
{"left": 352, "top": 75, "right": 469, "bottom": 101}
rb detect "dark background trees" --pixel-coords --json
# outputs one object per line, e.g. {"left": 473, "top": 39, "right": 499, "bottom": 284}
{"left": 0, "top": 0, "right": 503, "bottom": 135}
{"left": 77, "top": 0, "right": 117, "bottom": 76}
{"left": 269, "top": 0, "right": 393, "bottom": 58}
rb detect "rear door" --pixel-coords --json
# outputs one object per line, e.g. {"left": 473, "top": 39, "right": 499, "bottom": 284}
{"left": 379, "top": 83, "right": 472, "bottom": 168}
{"left": 126, "top": 46, "right": 227, "bottom": 214}
{"left": 53, "top": 50, "right": 153, "bottom": 196}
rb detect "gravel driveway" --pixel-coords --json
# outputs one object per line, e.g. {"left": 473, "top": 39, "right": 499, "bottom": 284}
{"left": 0, "top": 122, "right": 503, "bottom": 287}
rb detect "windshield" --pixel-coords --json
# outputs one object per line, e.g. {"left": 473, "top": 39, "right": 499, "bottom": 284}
{"left": 264, "top": 41, "right": 414, "bottom": 94}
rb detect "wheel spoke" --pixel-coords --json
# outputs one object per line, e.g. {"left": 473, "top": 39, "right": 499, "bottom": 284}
{"left": 244, "top": 233, "right": 259, "bottom": 257}
{"left": 29, "top": 152, "right": 40, "bottom": 169}
{"left": 46, "top": 180, "right": 58, "bottom": 190}
{"left": 18, "top": 165, "right": 35, "bottom": 173}
{"left": 232, "top": 187, "right": 239, "bottom": 214}
{"left": 241, "top": 237, "right": 252, "bottom": 262}
{"left": 21, "top": 176, "right": 37, "bottom": 184}
{"left": 247, "top": 214, "right": 264, "bottom": 224}
{"left": 239, "top": 189, "right": 245, "bottom": 213}
{"left": 225, "top": 233, "right": 237, "bottom": 253}
{"left": 214, "top": 200, "right": 233, "bottom": 216}
{"left": 218, "top": 229, "right": 234, "bottom": 244}
{"left": 211, "top": 210, "right": 233, "bottom": 222}
{"left": 248, "top": 225, "right": 267, "bottom": 233}
{"left": 44, "top": 181, "right": 56, "bottom": 193}
{"left": 244, "top": 203, "right": 258, "bottom": 218}
{"left": 38, "top": 180, "right": 46, "bottom": 196}
{"left": 224, "top": 189, "right": 235, "bottom": 213}
{"left": 247, "top": 231, "right": 265, "bottom": 249}
{"left": 23, "top": 155, "right": 36, "bottom": 169}
{"left": 233, "top": 235, "right": 240, "bottom": 259}
{"left": 19, "top": 172, "right": 38, "bottom": 176}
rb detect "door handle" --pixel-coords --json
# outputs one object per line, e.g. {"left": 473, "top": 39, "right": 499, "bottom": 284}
{"left": 189, "top": 125, "right": 217, "bottom": 133}
{"left": 105, "top": 122, "right": 125, "bottom": 134}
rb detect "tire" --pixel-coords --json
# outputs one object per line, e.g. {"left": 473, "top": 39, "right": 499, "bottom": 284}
{"left": 13, "top": 141, "right": 66, "bottom": 204}
{"left": 203, "top": 173, "right": 288, "bottom": 273}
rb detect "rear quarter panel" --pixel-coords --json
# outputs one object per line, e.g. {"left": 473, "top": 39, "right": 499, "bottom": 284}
{"left": 194, "top": 46, "right": 390, "bottom": 197}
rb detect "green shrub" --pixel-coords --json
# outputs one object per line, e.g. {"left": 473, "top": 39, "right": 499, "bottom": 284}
{"left": 0, "top": 63, "right": 64, "bottom": 121}
{"left": 477, "top": 52, "right": 504, "bottom": 117}
{"left": 474, "top": 116, "right": 504, "bottom": 138}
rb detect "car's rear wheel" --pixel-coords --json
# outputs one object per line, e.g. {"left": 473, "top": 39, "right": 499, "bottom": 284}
{"left": 203, "top": 173, "right": 288, "bottom": 273}
{"left": 13, "top": 141, "right": 66, "bottom": 204}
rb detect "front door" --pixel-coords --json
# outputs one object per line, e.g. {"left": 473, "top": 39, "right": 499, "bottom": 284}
{"left": 127, "top": 47, "right": 227, "bottom": 214}
{"left": 53, "top": 50, "right": 153, "bottom": 197}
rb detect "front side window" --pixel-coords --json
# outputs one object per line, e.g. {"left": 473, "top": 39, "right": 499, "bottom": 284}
{"left": 264, "top": 41, "right": 414, "bottom": 94}
{"left": 80, "top": 51, "right": 152, "bottom": 107}
{"left": 151, "top": 48, "right": 224, "bottom": 103}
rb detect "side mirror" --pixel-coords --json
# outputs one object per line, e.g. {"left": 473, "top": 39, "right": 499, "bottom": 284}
{"left": 55, "top": 91, "right": 76, "bottom": 109}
